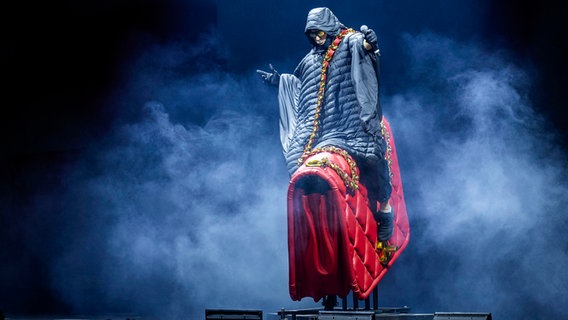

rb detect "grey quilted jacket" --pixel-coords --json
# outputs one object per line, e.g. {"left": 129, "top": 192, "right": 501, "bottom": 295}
{"left": 278, "top": 7, "right": 384, "bottom": 175}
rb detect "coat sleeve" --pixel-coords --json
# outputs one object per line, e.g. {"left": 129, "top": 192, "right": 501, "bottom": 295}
{"left": 350, "top": 34, "right": 381, "bottom": 137}
{"left": 278, "top": 73, "right": 301, "bottom": 154}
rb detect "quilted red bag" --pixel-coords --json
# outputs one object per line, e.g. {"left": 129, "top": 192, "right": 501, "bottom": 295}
{"left": 287, "top": 117, "right": 410, "bottom": 301}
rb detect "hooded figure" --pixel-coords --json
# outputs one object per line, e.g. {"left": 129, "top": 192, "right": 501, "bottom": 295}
{"left": 304, "top": 6, "right": 344, "bottom": 47}
{"left": 258, "top": 7, "right": 393, "bottom": 239}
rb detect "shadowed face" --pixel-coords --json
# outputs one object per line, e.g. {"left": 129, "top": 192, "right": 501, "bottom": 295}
{"left": 308, "top": 30, "right": 327, "bottom": 45}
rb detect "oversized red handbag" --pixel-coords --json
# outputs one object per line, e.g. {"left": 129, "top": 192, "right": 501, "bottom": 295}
{"left": 287, "top": 117, "right": 410, "bottom": 301}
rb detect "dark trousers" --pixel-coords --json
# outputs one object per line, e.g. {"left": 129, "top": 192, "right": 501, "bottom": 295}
{"left": 354, "top": 154, "right": 392, "bottom": 213}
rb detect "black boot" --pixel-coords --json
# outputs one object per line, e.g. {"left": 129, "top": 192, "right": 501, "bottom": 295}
{"left": 374, "top": 209, "right": 394, "bottom": 241}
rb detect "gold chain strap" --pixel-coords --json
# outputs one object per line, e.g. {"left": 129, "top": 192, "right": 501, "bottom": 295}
{"left": 380, "top": 120, "right": 394, "bottom": 181}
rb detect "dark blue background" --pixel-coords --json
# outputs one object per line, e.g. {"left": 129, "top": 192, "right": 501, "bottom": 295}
{"left": 1, "top": 1, "right": 567, "bottom": 318}
{"left": 2, "top": 1, "right": 566, "bottom": 154}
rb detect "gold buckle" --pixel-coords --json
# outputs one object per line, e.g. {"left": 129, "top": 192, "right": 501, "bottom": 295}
{"left": 305, "top": 157, "right": 328, "bottom": 167}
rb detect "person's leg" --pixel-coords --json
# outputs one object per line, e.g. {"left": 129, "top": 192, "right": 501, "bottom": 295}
{"left": 356, "top": 156, "right": 393, "bottom": 241}
{"left": 374, "top": 155, "right": 394, "bottom": 240}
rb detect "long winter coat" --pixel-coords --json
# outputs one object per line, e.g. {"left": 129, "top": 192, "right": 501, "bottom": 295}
{"left": 278, "top": 7, "right": 384, "bottom": 175}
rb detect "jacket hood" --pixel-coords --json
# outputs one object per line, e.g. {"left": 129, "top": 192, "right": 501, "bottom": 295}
{"left": 304, "top": 7, "right": 345, "bottom": 44}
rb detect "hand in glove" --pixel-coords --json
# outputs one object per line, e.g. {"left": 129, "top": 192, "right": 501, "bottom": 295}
{"left": 256, "top": 64, "right": 280, "bottom": 86}
{"left": 361, "top": 25, "right": 380, "bottom": 55}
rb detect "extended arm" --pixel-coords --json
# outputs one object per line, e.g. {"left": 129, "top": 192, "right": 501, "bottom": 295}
{"left": 256, "top": 64, "right": 281, "bottom": 86}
